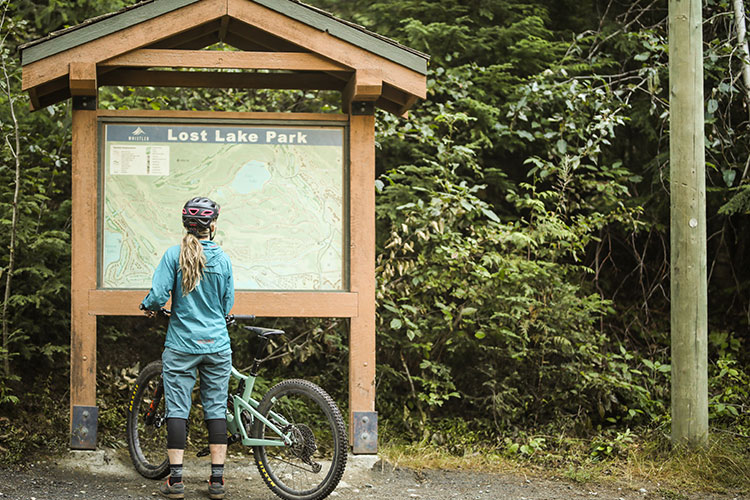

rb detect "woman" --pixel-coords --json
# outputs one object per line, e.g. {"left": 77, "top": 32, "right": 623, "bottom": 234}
{"left": 140, "top": 196, "right": 234, "bottom": 500}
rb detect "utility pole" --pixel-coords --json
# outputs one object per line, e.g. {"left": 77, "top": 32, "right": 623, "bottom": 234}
{"left": 668, "top": 0, "right": 708, "bottom": 447}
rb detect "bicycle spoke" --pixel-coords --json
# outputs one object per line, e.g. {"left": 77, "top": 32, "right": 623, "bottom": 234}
{"left": 127, "top": 360, "right": 169, "bottom": 479}
{"left": 253, "top": 379, "right": 346, "bottom": 500}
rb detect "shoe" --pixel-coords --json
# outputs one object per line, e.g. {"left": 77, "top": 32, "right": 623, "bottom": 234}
{"left": 158, "top": 479, "right": 185, "bottom": 499}
{"left": 208, "top": 478, "right": 225, "bottom": 499}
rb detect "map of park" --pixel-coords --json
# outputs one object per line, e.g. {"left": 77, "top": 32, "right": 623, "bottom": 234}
{"left": 101, "top": 123, "right": 345, "bottom": 291}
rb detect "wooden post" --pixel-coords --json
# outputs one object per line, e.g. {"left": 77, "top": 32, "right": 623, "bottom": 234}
{"left": 349, "top": 109, "right": 377, "bottom": 453}
{"left": 70, "top": 100, "right": 99, "bottom": 449}
{"left": 669, "top": 0, "right": 708, "bottom": 447}
{"left": 69, "top": 62, "right": 97, "bottom": 96}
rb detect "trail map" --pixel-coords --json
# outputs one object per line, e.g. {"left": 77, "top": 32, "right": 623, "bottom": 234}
{"left": 101, "top": 122, "right": 345, "bottom": 291}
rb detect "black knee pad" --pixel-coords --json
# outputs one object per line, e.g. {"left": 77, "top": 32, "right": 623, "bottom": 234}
{"left": 206, "top": 418, "right": 228, "bottom": 445}
{"left": 166, "top": 418, "right": 187, "bottom": 450}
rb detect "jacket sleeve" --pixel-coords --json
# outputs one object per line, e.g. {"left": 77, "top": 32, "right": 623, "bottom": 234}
{"left": 222, "top": 256, "right": 235, "bottom": 315}
{"left": 141, "top": 249, "right": 176, "bottom": 310}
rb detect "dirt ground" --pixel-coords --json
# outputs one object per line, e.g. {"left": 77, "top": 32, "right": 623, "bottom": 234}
{"left": 0, "top": 448, "right": 745, "bottom": 500}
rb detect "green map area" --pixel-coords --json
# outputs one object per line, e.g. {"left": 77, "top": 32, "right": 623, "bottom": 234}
{"left": 101, "top": 123, "right": 345, "bottom": 291}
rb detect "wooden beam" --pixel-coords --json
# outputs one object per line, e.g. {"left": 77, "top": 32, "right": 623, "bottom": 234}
{"left": 100, "top": 49, "right": 350, "bottom": 72}
{"left": 167, "top": 33, "right": 222, "bottom": 51}
{"left": 381, "top": 82, "right": 409, "bottom": 106}
{"left": 22, "top": 0, "right": 226, "bottom": 91}
{"left": 219, "top": 15, "right": 230, "bottom": 43}
{"left": 374, "top": 97, "right": 408, "bottom": 118}
{"left": 348, "top": 112, "right": 377, "bottom": 450}
{"left": 88, "top": 289, "right": 359, "bottom": 318}
{"left": 222, "top": 33, "right": 269, "bottom": 52}
{"left": 69, "top": 62, "right": 97, "bottom": 96}
{"left": 99, "top": 69, "right": 347, "bottom": 90}
{"left": 147, "top": 20, "right": 222, "bottom": 50}
{"left": 28, "top": 88, "right": 40, "bottom": 111}
{"left": 398, "top": 95, "right": 418, "bottom": 117}
{"left": 37, "top": 87, "right": 71, "bottom": 110}
{"left": 342, "top": 68, "right": 382, "bottom": 113}
{"left": 225, "top": 21, "right": 303, "bottom": 52}
{"left": 96, "top": 108, "right": 349, "bottom": 122}
{"left": 228, "top": 0, "right": 426, "bottom": 100}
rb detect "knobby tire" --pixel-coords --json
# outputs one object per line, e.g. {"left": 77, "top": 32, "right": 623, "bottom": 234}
{"left": 126, "top": 360, "right": 170, "bottom": 479}
{"left": 252, "top": 379, "right": 347, "bottom": 500}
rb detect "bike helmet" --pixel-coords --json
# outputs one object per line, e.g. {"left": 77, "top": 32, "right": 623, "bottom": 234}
{"left": 182, "top": 197, "right": 220, "bottom": 238}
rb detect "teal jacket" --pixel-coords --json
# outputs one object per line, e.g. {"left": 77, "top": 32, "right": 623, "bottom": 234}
{"left": 141, "top": 240, "right": 234, "bottom": 354}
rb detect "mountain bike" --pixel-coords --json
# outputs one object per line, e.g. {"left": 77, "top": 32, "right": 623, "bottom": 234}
{"left": 126, "top": 310, "right": 348, "bottom": 500}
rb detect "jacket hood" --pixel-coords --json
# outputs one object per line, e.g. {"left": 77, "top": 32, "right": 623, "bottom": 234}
{"left": 200, "top": 240, "right": 224, "bottom": 266}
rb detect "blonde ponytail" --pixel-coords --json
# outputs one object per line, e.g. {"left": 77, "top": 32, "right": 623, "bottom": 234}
{"left": 179, "top": 230, "right": 208, "bottom": 295}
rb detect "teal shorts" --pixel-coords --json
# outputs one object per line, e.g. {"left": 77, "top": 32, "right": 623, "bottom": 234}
{"left": 162, "top": 347, "right": 232, "bottom": 420}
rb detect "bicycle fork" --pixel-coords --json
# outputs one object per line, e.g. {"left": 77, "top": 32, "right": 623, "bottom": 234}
{"left": 144, "top": 383, "right": 163, "bottom": 426}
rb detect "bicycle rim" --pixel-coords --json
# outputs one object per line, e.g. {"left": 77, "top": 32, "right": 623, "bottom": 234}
{"left": 253, "top": 379, "right": 347, "bottom": 500}
{"left": 127, "top": 361, "right": 169, "bottom": 479}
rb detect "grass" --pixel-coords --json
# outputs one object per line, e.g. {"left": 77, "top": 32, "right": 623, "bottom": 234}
{"left": 378, "top": 431, "right": 750, "bottom": 496}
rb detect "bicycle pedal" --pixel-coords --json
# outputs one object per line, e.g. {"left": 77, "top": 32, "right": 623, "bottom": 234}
{"left": 196, "top": 447, "right": 210, "bottom": 457}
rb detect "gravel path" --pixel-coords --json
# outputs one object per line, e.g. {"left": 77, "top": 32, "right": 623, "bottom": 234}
{"left": 0, "top": 448, "right": 745, "bottom": 500}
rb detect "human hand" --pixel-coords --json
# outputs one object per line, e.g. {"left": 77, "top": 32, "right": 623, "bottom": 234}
{"left": 139, "top": 303, "right": 155, "bottom": 318}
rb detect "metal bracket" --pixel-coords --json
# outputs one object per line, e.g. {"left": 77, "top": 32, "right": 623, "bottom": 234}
{"left": 72, "top": 95, "right": 97, "bottom": 110}
{"left": 352, "top": 411, "right": 377, "bottom": 454}
{"left": 71, "top": 405, "right": 98, "bottom": 449}
{"left": 351, "top": 101, "right": 375, "bottom": 116}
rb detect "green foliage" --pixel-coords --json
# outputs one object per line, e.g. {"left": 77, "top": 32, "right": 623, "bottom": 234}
{"left": 588, "top": 428, "right": 635, "bottom": 460}
{"left": 0, "top": 375, "right": 69, "bottom": 463}
{"left": 0, "top": 2, "right": 73, "bottom": 403}
{"left": 707, "top": 331, "right": 750, "bottom": 435}
{"left": 0, "top": 0, "right": 749, "bottom": 468}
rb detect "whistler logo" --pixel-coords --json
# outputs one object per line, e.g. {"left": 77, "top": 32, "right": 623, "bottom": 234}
{"left": 128, "top": 127, "right": 150, "bottom": 141}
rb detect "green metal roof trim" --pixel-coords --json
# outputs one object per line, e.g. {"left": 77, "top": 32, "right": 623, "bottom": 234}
{"left": 20, "top": 0, "right": 201, "bottom": 65}
{"left": 20, "top": 0, "right": 429, "bottom": 75}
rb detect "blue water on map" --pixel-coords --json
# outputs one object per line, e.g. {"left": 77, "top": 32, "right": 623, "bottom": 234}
{"left": 103, "top": 229, "right": 123, "bottom": 270}
{"left": 231, "top": 160, "right": 271, "bottom": 194}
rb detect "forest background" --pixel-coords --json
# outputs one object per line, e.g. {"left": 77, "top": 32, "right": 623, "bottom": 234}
{"left": 0, "top": 0, "right": 749, "bottom": 492}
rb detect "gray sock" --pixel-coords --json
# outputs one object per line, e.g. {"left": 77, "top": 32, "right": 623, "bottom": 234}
{"left": 169, "top": 463, "right": 183, "bottom": 485}
{"left": 210, "top": 463, "right": 224, "bottom": 484}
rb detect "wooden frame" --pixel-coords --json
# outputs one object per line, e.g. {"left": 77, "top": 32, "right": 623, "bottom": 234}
{"left": 22, "top": 0, "right": 427, "bottom": 454}
{"left": 94, "top": 109, "right": 354, "bottom": 315}
{"left": 76, "top": 107, "right": 376, "bottom": 447}
{"left": 100, "top": 49, "right": 350, "bottom": 72}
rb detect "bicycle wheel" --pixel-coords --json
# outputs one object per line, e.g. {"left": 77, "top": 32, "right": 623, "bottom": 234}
{"left": 252, "top": 379, "right": 347, "bottom": 500}
{"left": 126, "top": 360, "right": 170, "bottom": 479}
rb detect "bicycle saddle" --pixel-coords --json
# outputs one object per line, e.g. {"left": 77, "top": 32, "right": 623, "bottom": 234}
{"left": 243, "top": 326, "right": 285, "bottom": 337}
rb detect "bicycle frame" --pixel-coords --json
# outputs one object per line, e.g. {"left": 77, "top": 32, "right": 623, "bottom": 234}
{"left": 226, "top": 366, "right": 292, "bottom": 447}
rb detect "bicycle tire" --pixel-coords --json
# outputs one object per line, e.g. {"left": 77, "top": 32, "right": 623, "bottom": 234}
{"left": 126, "top": 360, "right": 170, "bottom": 479}
{"left": 252, "top": 379, "right": 348, "bottom": 500}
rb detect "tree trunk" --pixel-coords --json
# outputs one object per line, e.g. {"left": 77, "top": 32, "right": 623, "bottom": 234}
{"left": 734, "top": 0, "right": 750, "bottom": 106}
{"left": 1, "top": 9, "right": 22, "bottom": 377}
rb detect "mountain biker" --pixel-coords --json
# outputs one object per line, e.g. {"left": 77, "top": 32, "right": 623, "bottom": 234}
{"left": 140, "top": 196, "right": 234, "bottom": 500}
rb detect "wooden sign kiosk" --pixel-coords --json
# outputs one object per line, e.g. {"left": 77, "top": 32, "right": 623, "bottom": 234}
{"left": 20, "top": 0, "right": 427, "bottom": 452}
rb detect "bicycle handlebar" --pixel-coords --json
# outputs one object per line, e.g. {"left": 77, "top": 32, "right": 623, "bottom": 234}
{"left": 224, "top": 314, "right": 256, "bottom": 326}
{"left": 140, "top": 305, "right": 255, "bottom": 325}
